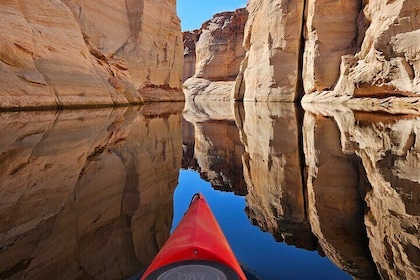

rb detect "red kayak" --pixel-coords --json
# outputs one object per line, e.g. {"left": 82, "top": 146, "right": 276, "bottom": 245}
{"left": 141, "top": 193, "right": 247, "bottom": 280}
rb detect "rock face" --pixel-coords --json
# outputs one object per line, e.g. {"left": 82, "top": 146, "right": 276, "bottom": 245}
{"left": 183, "top": 8, "right": 248, "bottom": 101}
{"left": 0, "top": 0, "right": 183, "bottom": 109}
{"left": 0, "top": 104, "right": 183, "bottom": 279}
{"left": 182, "top": 30, "right": 200, "bottom": 82}
{"left": 303, "top": 0, "right": 420, "bottom": 104}
{"left": 233, "top": 0, "right": 305, "bottom": 102}
{"left": 302, "top": 0, "right": 361, "bottom": 93}
{"left": 186, "top": 0, "right": 419, "bottom": 104}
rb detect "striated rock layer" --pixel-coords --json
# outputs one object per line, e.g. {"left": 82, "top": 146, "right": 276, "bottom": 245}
{"left": 183, "top": 8, "right": 248, "bottom": 101}
{"left": 302, "top": 0, "right": 420, "bottom": 104}
{"left": 0, "top": 104, "right": 183, "bottom": 279}
{"left": 0, "top": 0, "right": 183, "bottom": 109}
{"left": 233, "top": 0, "right": 305, "bottom": 102}
{"left": 185, "top": 0, "right": 419, "bottom": 104}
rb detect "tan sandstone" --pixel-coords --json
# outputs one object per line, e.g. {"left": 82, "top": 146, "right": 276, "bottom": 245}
{"left": 302, "top": 0, "right": 420, "bottom": 104}
{"left": 233, "top": 0, "right": 304, "bottom": 102}
{"left": 183, "top": 9, "right": 248, "bottom": 101}
{"left": 0, "top": 0, "right": 183, "bottom": 109}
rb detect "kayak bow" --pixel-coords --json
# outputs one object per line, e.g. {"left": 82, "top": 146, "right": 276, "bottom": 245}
{"left": 141, "top": 193, "right": 246, "bottom": 280}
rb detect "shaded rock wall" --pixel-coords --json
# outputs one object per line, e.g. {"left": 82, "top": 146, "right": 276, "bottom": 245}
{"left": 0, "top": 0, "right": 183, "bottom": 109}
{"left": 0, "top": 104, "right": 183, "bottom": 279}
{"left": 182, "top": 30, "right": 200, "bottom": 82}
{"left": 303, "top": 0, "right": 420, "bottom": 104}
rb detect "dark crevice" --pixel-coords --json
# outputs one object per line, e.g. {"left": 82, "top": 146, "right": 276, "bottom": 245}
{"left": 295, "top": 0, "right": 308, "bottom": 102}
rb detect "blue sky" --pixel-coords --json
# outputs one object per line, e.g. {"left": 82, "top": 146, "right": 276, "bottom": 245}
{"left": 177, "top": 0, "right": 247, "bottom": 31}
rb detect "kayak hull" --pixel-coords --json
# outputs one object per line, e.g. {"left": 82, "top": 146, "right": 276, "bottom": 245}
{"left": 141, "top": 193, "right": 246, "bottom": 280}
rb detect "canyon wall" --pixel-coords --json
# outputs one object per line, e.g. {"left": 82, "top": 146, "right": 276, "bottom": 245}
{"left": 233, "top": 0, "right": 305, "bottom": 102}
{"left": 0, "top": 0, "right": 183, "bottom": 109}
{"left": 0, "top": 104, "right": 183, "bottom": 279}
{"left": 183, "top": 9, "right": 248, "bottom": 101}
{"left": 185, "top": 0, "right": 419, "bottom": 104}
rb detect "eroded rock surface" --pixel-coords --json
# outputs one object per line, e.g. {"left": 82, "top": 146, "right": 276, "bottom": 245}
{"left": 182, "top": 30, "right": 200, "bottom": 82}
{"left": 183, "top": 8, "right": 248, "bottom": 101}
{"left": 185, "top": 0, "right": 419, "bottom": 104}
{"left": 302, "top": 0, "right": 420, "bottom": 104}
{"left": 0, "top": 0, "right": 183, "bottom": 109}
{"left": 233, "top": 0, "right": 304, "bottom": 102}
{"left": 0, "top": 104, "right": 183, "bottom": 279}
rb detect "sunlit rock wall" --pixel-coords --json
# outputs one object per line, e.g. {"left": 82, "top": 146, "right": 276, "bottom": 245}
{"left": 236, "top": 103, "right": 316, "bottom": 249}
{"left": 63, "top": 0, "right": 184, "bottom": 100}
{"left": 182, "top": 101, "right": 247, "bottom": 195}
{"left": 0, "top": 105, "right": 183, "bottom": 279}
{"left": 302, "top": 0, "right": 420, "bottom": 104}
{"left": 302, "top": 0, "right": 361, "bottom": 93}
{"left": 233, "top": 0, "right": 304, "bottom": 102}
{"left": 183, "top": 8, "right": 248, "bottom": 101}
{"left": 0, "top": 0, "right": 183, "bottom": 109}
{"left": 303, "top": 104, "right": 420, "bottom": 279}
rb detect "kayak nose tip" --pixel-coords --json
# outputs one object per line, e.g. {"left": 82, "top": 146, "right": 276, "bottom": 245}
{"left": 190, "top": 192, "right": 204, "bottom": 204}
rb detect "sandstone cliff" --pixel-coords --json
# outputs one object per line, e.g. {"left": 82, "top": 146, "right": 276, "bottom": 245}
{"left": 302, "top": 0, "right": 420, "bottom": 104}
{"left": 183, "top": 8, "right": 248, "bottom": 101}
{"left": 185, "top": 0, "right": 419, "bottom": 104}
{"left": 0, "top": 0, "right": 183, "bottom": 109}
{"left": 182, "top": 30, "right": 200, "bottom": 82}
{"left": 0, "top": 104, "right": 183, "bottom": 279}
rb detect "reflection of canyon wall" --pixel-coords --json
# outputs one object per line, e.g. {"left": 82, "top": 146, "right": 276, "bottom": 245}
{"left": 0, "top": 104, "right": 183, "bottom": 279}
{"left": 182, "top": 101, "right": 247, "bottom": 195}
{"left": 0, "top": 0, "right": 183, "bottom": 109}
{"left": 183, "top": 9, "right": 248, "bottom": 101}
{"left": 303, "top": 104, "right": 420, "bottom": 279}
{"left": 235, "top": 103, "right": 316, "bottom": 249}
{"left": 303, "top": 109, "right": 378, "bottom": 278}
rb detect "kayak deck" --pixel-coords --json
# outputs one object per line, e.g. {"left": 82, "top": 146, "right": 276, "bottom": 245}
{"left": 141, "top": 193, "right": 246, "bottom": 280}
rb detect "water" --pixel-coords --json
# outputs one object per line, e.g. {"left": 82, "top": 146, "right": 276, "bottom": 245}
{"left": 0, "top": 101, "right": 419, "bottom": 280}
{"left": 174, "top": 170, "right": 350, "bottom": 280}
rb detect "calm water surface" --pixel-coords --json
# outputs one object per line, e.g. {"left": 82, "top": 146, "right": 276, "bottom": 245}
{"left": 0, "top": 101, "right": 419, "bottom": 280}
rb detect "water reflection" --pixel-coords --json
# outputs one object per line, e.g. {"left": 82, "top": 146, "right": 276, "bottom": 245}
{"left": 0, "top": 104, "right": 183, "bottom": 279}
{"left": 183, "top": 100, "right": 420, "bottom": 279}
{"left": 0, "top": 100, "right": 419, "bottom": 279}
